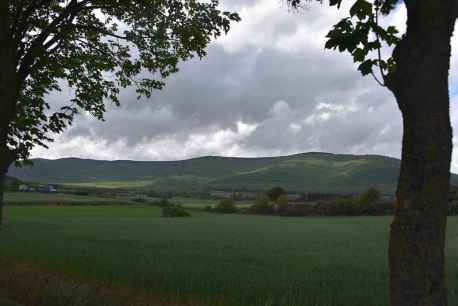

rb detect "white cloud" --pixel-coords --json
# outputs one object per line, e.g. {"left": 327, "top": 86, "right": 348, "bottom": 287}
{"left": 29, "top": 0, "right": 458, "bottom": 173}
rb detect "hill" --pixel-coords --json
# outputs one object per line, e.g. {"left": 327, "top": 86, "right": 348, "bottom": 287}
{"left": 8, "top": 152, "right": 458, "bottom": 193}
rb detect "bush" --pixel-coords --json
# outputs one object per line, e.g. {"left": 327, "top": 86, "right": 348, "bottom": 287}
{"left": 162, "top": 206, "right": 191, "bottom": 217}
{"left": 215, "top": 198, "right": 238, "bottom": 213}
{"left": 267, "top": 187, "right": 287, "bottom": 202}
{"left": 358, "top": 187, "right": 381, "bottom": 206}
{"left": 250, "top": 195, "right": 272, "bottom": 214}
{"left": 335, "top": 198, "right": 360, "bottom": 215}
{"left": 132, "top": 197, "right": 147, "bottom": 203}
{"left": 151, "top": 197, "right": 172, "bottom": 207}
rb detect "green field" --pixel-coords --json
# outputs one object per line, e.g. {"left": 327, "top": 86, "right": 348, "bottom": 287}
{"left": 1, "top": 206, "right": 458, "bottom": 306}
{"left": 64, "top": 180, "right": 154, "bottom": 189}
{"left": 3, "top": 192, "right": 251, "bottom": 209}
{"left": 3, "top": 192, "right": 131, "bottom": 205}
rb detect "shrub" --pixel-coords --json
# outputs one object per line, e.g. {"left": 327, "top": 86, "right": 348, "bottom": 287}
{"left": 335, "top": 198, "right": 360, "bottom": 215}
{"left": 215, "top": 198, "right": 238, "bottom": 213}
{"left": 250, "top": 195, "right": 272, "bottom": 214}
{"left": 162, "top": 206, "right": 191, "bottom": 217}
{"left": 151, "top": 197, "right": 172, "bottom": 207}
{"left": 267, "top": 187, "right": 287, "bottom": 203}
{"left": 132, "top": 197, "right": 147, "bottom": 203}
{"left": 277, "top": 194, "right": 288, "bottom": 205}
{"left": 358, "top": 187, "right": 381, "bottom": 206}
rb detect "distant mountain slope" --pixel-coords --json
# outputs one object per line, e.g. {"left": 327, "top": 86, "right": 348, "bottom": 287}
{"left": 8, "top": 152, "right": 458, "bottom": 193}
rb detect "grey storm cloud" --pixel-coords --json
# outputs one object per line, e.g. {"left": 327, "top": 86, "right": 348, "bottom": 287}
{"left": 30, "top": 1, "right": 458, "bottom": 170}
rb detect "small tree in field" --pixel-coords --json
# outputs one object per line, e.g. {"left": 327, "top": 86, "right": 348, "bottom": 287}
{"left": 0, "top": 1, "right": 240, "bottom": 229}
{"left": 215, "top": 198, "right": 238, "bottom": 213}
{"left": 267, "top": 186, "right": 287, "bottom": 203}
{"left": 288, "top": 1, "right": 456, "bottom": 305}
{"left": 358, "top": 187, "right": 381, "bottom": 206}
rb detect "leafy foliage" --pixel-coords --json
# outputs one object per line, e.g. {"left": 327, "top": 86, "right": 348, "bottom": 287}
{"left": 161, "top": 205, "right": 191, "bottom": 217}
{"left": 357, "top": 187, "right": 381, "bottom": 205}
{"left": 267, "top": 186, "right": 287, "bottom": 202}
{"left": 288, "top": 0, "right": 400, "bottom": 82}
{"left": 215, "top": 198, "right": 238, "bottom": 213}
{"left": 250, "top": 194, "right": 272, "bottom": 214}
{"left": 5, "top": 0, "right": 240, "bottom": 161}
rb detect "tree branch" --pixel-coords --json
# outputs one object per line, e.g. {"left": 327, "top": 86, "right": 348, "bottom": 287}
{"left": 373, "top": 1, "right": 386, "bottom": 86}
{"left": 17, "top": 0, "right": 91, "bottom": 82}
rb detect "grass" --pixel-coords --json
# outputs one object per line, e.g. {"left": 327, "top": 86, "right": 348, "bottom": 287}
{"left": 4, "top": 192, "right": 120, "bottom": 204}
{"left": 1, "top": 206, "right": 458, "bottom": 306}
{"left": 64, "top": 181, "right": 153, "bottom": 189}
{"left": 4, "top": 192, "right": 250, "bottom": 209}
{"left": 173, "top": 197, "right": 252, "bottom": 209}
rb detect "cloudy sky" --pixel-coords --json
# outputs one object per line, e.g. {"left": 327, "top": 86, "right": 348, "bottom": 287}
{"left": 31, "top": 1, "right": 458, "bottom": 170}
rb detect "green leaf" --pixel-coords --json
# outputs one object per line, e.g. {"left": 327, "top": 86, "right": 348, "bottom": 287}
{"left": 329, "top": 0, "right": 343, "bottom": 8}
{"left": 358, "top": 60, "right": 375, "bottom": 76}
{"left": 349, "top": 0, "right": 373, "bottom": 20}
{"left": 352, "top": 48, "right": 367, "bottom": 62}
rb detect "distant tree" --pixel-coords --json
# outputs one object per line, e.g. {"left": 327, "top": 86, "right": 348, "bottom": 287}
{"left": 215, "top": 198, "right": 238, "bottom": 213}
{"left": 0, "top": 1, "right": 240, "bottom": 229}
{"left": 277, "top": 194, "right": 288, "bottom": 206}
{"left": 267, "top": 187, "right": 287, "bottom": 203}
{"left": 358, "top": 187, "right": 381, "bottom": 205}
{"left": 249, "top": 193, "right": 272, "bottom": 214}
{"left": 252, "top": 194, "right": 271, "bottom": 209}
{"left": 162, "top": 206, "right": 191, "bottom": 218}
{"left": 287, "top": 1, "right": 456, "bottom": 305}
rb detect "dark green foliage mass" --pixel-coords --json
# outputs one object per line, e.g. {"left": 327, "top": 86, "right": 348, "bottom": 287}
{"left": 3, "top": 0, "right": 240, "bottom": 161}
{"left": 267, "top": 186, "right": 287, "bottom": 202}
{"left": 162, "top": 206, "right": 191, "bottom": 217}
{"left": 357, "top": 187, "right": 381, "bottom": 205}
{"left": 288, "top": 0, "right": 399, "bottom": 80}
{"left": 215, "top": 198, "right": 237, "bottom": 213}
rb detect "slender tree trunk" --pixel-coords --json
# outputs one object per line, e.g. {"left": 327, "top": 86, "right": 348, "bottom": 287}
{"left": 0, "top": 157, "right": 8, "bottom": 231}
{"left": 0, "top": 1, "right": 16, "bottom": 231}
{"left": 386, "top": 1, "right": 457, "bottom": 305}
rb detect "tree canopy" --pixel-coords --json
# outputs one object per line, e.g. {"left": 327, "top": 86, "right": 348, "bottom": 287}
{"left": 267, "top": 186, "right": 287, "bottom": 203}
{"left": 286, "top": 1, "right": 457, "bottom": 305}
{"left": 2, "top": 0, "right": 240, "bottom": 162}
{"left": 288, "top": 0, "right": 400, "bottom": 84}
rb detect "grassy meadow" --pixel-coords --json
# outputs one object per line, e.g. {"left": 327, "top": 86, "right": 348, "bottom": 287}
{"left": 1, "top": 205, "right": 458, "bottom": 306}
{"left": 4, "top": 192, "right": 116, "bottom": 203}
{"left": 3, "top": 192, "right": 251, "bottom": 209}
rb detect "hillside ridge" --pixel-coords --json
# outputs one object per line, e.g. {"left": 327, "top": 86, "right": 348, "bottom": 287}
{"left": 8, "top": 152, "right": 455, "bottom": 194}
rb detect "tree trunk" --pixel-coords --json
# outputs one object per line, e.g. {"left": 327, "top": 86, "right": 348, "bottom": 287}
{"left": 386, "top": 2, "right": 457, "bottom": 306}
{"left": 0, "top": 161, "right": 7, "bottom": 231}
{"left": 0, "top": 1, "right": 16, "bottom": 231}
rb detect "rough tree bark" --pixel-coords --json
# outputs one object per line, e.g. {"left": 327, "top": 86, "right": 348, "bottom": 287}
{"left": 0, "top": 1, "right": 16, "bottom": 231}
{"left": 386, "top": 1, "right": 457, "bottom": 305}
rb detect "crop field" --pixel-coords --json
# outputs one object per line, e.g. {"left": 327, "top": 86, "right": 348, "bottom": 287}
{"left": 64, "top": 180, "right": 154, "bottom": 189}
{"left": 4, "top": 192, "right": 117, "bottom": 204}
{"left": 172, "top": 197, "right": 252, "bottom": 209}
{"left": 3, "top": 192, "right": 132, "bottom": 205}
{"left": 1, "top": 206, "right": 458, "bottom": 306}
{"left": 4, "top": 192, "right": 251, "bottom": 209}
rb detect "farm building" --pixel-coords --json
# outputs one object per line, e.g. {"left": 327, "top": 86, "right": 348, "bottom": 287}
{"left": 18, "top": 184, "right": 34, "bottom": 192}
{"left": 39, "top": 184, "right": 58, "bottom": 193}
